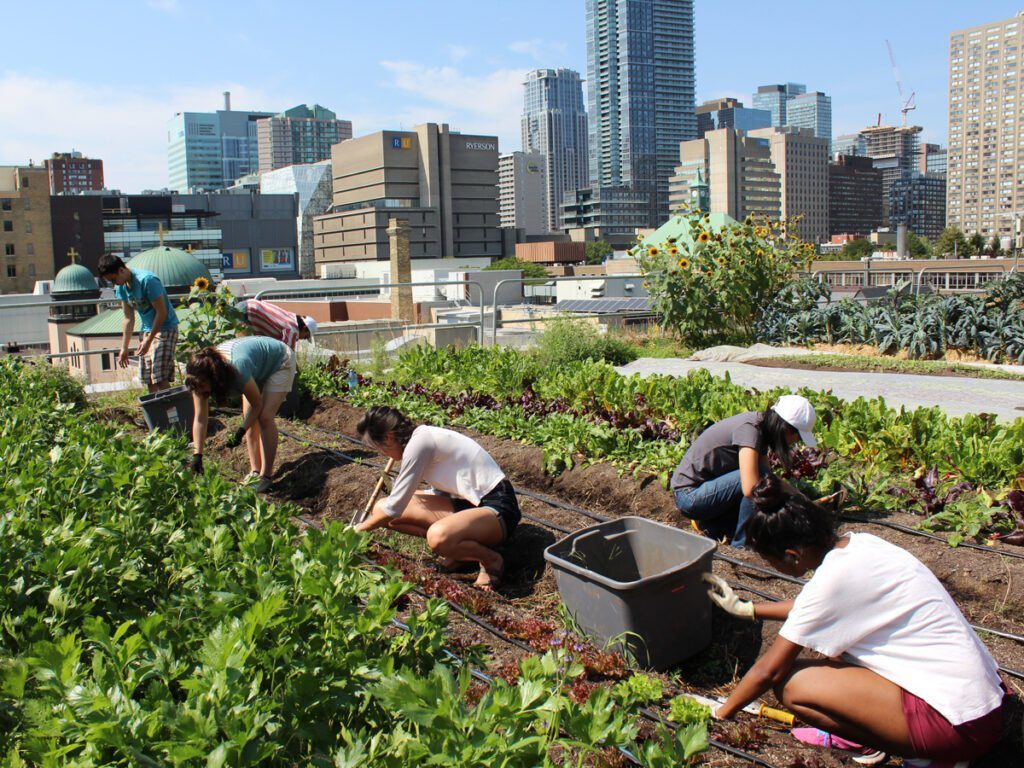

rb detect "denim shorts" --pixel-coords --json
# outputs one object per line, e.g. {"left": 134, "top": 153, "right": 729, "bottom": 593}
{"left": 450, "top": 479, "right": 521, "bottom": 541}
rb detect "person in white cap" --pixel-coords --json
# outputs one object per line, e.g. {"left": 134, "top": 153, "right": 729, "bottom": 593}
{"left": 670, "top": 394, "right": 817, "bottom": 547}
{"left": 237, "top": 298, "right": 317, "bottom": 348}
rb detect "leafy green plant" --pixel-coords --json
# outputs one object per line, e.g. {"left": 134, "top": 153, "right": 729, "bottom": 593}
{"left": 174, "top": 281, "right": 248, "bottom": 362}
{"left": 667, "top": 696, "right": 713, "bottom": 727}
{"left": 612, "top": 673, "right": 664, "bottom": 706}
{"left": 534, "top": 317, "right": 638, "bottom": 367}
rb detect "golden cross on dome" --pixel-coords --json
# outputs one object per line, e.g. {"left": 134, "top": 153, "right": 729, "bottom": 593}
{"left": 157, "top": 222, "right": 166, "bottom": 246}
{"left": 186, "top": 244, "right": 194, "bottom": 254}
{"left": 67, "top": 247, "right": 79, "bottom": 264}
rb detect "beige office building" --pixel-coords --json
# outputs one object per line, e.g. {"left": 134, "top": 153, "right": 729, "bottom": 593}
{"left": 669, "top": 128, "right": 781, "bottom": 221}
{"left": 498, "top": 151, "right": 548, "bottom": 234}
{"left": 0, "top": 166, "right": 55, "bottom": 294}
{"left": 948, "top": 12, "right": 1024, "bottom": 239}
{"left": 314, "top": 123, "right": 501, "bottom": 266}
{"left": 749, "top": 127, "right": 830, "bottom": 242}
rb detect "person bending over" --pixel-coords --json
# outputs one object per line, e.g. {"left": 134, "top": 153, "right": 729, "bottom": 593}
{"left": 672, "top": 394, "right": 816, "bottom": 547}
{"left": 237, "top": 298, "right": 317, "bottom": 348}
{"left": 354, "top": 405, "right": 521, "bottom": 591}
{"left": 705, "top": 475, "right": 1008, "bottom": 767}
{"left": 185, "top": 336, "right": 296, "bottom": 492}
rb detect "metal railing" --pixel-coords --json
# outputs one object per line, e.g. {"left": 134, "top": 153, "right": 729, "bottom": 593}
{"left": 915, "top": 264, "right": 1006, "bottom": 296}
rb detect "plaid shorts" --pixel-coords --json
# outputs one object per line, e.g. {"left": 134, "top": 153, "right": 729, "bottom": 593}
{"left": 139, "top": 328, "right": 178, "bottom": 385}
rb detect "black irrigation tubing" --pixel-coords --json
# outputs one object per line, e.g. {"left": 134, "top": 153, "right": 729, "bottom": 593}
{"left": 278, "top": 425, "right": 1024, "bottom": 649}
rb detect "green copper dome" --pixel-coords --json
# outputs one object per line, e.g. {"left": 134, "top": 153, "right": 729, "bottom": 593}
{"left": 126, "top": 246, "right": 212, "bottom": 292}
{"left": 52, "top": 263, "right": 99, "bottom": 295}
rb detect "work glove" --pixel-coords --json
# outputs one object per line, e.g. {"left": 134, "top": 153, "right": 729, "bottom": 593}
{"left": 703, "top": 573, "right": 755, "bottom": 620}
{"left": 225, "top": 427, "right": 247, "bottom": 448}
{"left": 188, "top": 454, "right": 204, "bottom": 475}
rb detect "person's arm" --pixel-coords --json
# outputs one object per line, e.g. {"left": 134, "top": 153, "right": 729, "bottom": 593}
{"left": 190, "top": 392, "right": 209, "bottom": 473}
{"left": 738, "top": 446, "right": 763, "bottom": 497}
{"left": 136, "top": 295, "right": 167, "bottom": 357}
{"left": 239, "top": 379, "right": 263, "bottom": 432}
{"left": 705, "top": 574, "right": 794, "bottom": 620}
{"left": 715, "top": 637, "right": 803, "bottom": 720}
{"left": 355, "top": 432, "right": 432, "bottom": 532}
{"left": 118, "top": 301, "right": 135, "bottom": 367}
{"left": 754, "top": 600, "right": 794, "bottom": 621}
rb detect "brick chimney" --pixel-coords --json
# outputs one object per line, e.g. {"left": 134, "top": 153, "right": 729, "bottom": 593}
{"left": 388, "top": 218, "right": 414, "bottom": 323}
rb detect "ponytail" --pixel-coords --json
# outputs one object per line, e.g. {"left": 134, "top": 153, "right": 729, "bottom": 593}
{"left": 744, "top": 475, "right": 836, "bottom": 561}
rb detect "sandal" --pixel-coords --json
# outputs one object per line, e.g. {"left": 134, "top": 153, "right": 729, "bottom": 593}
{"left": 791, "top": 728, "right": 887, "bottom": 765}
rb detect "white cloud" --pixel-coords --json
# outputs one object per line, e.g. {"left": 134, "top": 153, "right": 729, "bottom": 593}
{"left": 508, "top": 38, "right": 567, "bottom": 63}
{"left": 0, "top": 72, "right": 278, "bottom": 191}
{"left": 379, "top": 61, "right": 526, "bottom": 150}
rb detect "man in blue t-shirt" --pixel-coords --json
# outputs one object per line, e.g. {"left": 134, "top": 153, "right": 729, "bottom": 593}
{"left": 97, "top": 253, "right": 180, "bottom": 392}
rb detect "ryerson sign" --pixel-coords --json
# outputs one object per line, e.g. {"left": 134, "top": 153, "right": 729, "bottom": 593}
{"left": 465, "top": 141, "right": 497, "bottom": 151}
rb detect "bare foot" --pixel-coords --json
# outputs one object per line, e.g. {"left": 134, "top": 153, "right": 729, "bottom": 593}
{"left": 473, "top": 553, "right": 504, "bottom": 591}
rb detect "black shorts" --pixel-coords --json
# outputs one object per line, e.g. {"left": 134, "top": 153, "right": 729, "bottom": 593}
{"left": 450, "top": 478, "right": 521, "bottom": 541}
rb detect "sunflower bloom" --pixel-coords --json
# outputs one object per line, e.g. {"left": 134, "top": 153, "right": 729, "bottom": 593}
{"left": 668, "top": 246, "right": 679, "bottom": 256}
{"left": 755, "top": 226, "right": 768, "bottom": 238}
{"left": 193, "top": 276, "right": 210, "bottom": 291}
{"left": 677, "top": 257, "right": 690, "bottom": 270}
{"left": 698, "top": 231, "right": 710, "bottom": 242}
{"left": 648, "top": 246, "right": 659, "bottom": 257}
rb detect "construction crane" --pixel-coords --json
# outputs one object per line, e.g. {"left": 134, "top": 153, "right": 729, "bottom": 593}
{"left": 886, "top": 40, "right": 916, "bottom": 127}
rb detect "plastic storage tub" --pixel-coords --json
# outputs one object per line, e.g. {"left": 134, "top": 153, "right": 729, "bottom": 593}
{"left": 139, "top": 385, "right": 194, "bottom": 433}
{"left": 544, "top": 516, "right": 717, "bottom": 669}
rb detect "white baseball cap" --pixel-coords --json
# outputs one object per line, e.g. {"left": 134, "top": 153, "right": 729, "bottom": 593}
{"left": 302, "top": 316, "right": 318, "bottom": 335}
{"left": 771, "top": 395, "right": 817, "bottom": 448}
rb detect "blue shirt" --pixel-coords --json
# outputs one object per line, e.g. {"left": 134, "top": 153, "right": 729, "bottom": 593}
{"left": 216, "top": 337, "right": 287, "bottom": 391}
{"left": 114, "top": 268, "right": 179, "bottom": 332}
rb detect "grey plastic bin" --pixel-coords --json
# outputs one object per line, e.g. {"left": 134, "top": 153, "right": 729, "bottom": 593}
{"left": 139, "top": 386, "right": 194, "bottom": 433}
{"left": 544, "top": 516, "right": 717, "bottom": 670}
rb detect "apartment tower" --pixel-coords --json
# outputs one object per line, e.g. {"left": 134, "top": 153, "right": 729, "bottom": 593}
{"left": 498, "top": 152, "right": 548, "bottom": 234}
{"left": 256, "top": 104, "right": 353, "bottom": 173}
{"left": 749, "top": 126, "right": 830, "bottom": 242}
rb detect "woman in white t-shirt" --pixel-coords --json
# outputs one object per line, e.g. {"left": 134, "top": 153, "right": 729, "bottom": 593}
{"left": 353, "top": 406, "right": 521, "bottom": 590}
{"left": 705, "top": 475, "right": 1008, "bottom": 767}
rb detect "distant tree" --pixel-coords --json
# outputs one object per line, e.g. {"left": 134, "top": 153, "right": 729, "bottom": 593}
{"left": 906, "top": 231, "right": 931, "bottom": 258}
{"left": 935, "top": 227, "right": 971, "bottom": 258}
{"left": 969, "top": 232, "right": 987, "bottom": 255}
{"left": 840, "top": 239, "right": 874, "bottom": 260}
{"left": 485, "top": 256, "right": 549, "bottom": 281}
{"left": 585, "top": 240, "right": 614, "bottom": 266}
{"left": 990, "top": 235, "right": 1004, "bottom": 257}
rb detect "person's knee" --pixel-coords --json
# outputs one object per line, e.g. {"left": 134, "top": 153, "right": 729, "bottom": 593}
{"left": 426, "top": 524, "right": 453, "bottom": 553}
{"left": 258, "top": 409, "right": 277, "bottom": 429}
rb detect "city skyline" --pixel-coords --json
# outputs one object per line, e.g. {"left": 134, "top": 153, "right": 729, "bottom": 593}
{"left": 1, "top": 1, "right": 1021, "bottom": 192}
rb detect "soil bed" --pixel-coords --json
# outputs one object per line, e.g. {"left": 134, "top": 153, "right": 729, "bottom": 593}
{"left": 199, "top": 398, "right": 1024, "bottom": 766}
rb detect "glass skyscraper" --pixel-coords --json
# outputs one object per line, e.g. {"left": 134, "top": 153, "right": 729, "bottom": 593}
{"left": 167, "top": 102, "right": 273, "bottom": 192}
{"left": 521, "top": 69, "right": 589, "bottom": 232}
{"left": 786, "top": 91, "right": 832, "bottom": 145}
{"left": 586, "top": 0, "right": 696, "bottom": 227}
{"left": 753, "top": 83, "right": 806, "bottom": 126}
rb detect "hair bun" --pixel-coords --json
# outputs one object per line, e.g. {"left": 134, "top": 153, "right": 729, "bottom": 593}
{"left": 751, "top": 474, "right": 786, "bottom": 515}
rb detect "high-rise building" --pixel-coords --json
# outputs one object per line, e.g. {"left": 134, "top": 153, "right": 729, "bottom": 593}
{"left": 498, "top": 152, "right": 548, "bottom": 234}
{"left": 256, "top": 104, "right": 353, "bottom": 173}
{"left": 948, "top": 13, "right": 1024, "bottom": 239}
{"left": 749, "top": 127, "right": 830, "bottom": 242}
{"left": 313, "top": 123, "right": 501, "bottom": 266}
{"left": 669, "top": 128, "right": 781, "bottom": 221}
{"left": 586, "top": 0, "right": 696, "bottom": 227}
{"left": 860, "top": 124, "right": 922, "bottom": 224}
{"left": 829, "top": 155, "right": 884, "bottom": 237}
{"left": 890, "top": 174, "right": 946, "bottom": 241}
{"left": 833, "top": 133, "right": 866, "bottom": 158}
{"left": 559, "top": 186, "right": 652, "bottom": 234}
{"left": 695, "top": 98, "right": 772, "bottom": 138}
{"left": 167, "top": 93, "right": 273, "bottom": 191}
{"left": 521, "top": 68, "right": 588, "bottom": 232}
{"left": 752, "top": 83, "right": 806, "bottom": 126}
{"left": 786, "top": 91, "right": 832, "bottom": 145}
{"left": 44, "top": 152, "right": 104, "bottom": 195}
{"left": 919, "top": 143, "right": 947, "bottom": 177}
{"left": 0, "top": 165, "right": 54, "bottom": 293}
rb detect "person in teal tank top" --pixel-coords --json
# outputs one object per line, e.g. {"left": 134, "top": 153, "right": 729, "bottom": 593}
{"left": 184, "top": 336, "right": 296, "bottom": 493}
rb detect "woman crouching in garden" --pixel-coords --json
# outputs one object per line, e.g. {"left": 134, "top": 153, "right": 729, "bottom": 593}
{"left": 705, "top": 475, "right": 1008, "bottom": 767}
{"left": 185, "top": 336, "right": 296, "bottom": 492}
{"left": 354, "top": 405, "right": 520, "bottom": 590}
{"left": 672, "top": 394, "right": 816, "bottom": 547}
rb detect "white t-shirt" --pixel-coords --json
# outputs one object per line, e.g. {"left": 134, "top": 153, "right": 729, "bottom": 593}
{"left": 380, "top": 426, "right": 506, "bottom": 519}
{"left": 780, "top": 533, "right": 1004, "bottom": 725}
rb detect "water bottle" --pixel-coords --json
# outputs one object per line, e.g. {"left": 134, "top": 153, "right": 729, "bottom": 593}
{"left": 347, "top": 368, "right": 359, "bottom": 392}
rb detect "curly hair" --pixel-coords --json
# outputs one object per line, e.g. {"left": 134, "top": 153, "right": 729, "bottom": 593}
{"left": 184, "top": 347, "right": 235, "bottom": 402}
{"left": 356, "top": 405, "right": 417, "bottom": 450}
{"left": 743, "top": 475, "right": 837, "bottom": 561}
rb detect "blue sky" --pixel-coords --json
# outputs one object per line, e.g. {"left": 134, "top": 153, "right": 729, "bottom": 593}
{"left": 1, "top": 1, "right": 1019, "bottom": 191}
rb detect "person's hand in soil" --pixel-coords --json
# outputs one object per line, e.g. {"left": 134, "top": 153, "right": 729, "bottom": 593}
{"left": 188, "top": 454, "right": 204, "bottom": 475}
{"left": 225, "top": 427, "right": 247, "bottom": 448}
{"left": 703, "top": 573, "right": 754, "bottom": 619}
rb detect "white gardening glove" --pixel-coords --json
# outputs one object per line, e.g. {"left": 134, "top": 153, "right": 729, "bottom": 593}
{"left": 702, "top": 573, "right": 755, "bottom": 620}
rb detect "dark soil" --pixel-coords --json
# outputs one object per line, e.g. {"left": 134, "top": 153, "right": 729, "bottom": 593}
{"left": 198, "top": 398, "right": 1024, "bottom": 767}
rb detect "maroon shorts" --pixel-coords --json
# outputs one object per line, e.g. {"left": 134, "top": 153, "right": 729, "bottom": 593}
{"left": 901, "top": 687, "right": 1006, "bottom": 761}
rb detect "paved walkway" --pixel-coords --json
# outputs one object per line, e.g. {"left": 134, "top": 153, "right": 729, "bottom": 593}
{"left": 615, "top": 358, "right": 1024, "bottom": 421}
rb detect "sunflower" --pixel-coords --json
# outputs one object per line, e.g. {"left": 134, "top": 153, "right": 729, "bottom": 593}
{"left": 756, "top": 248, "right": 765, "bottom": 256}
{"left": 755, "top": 226, "right": 769, "bottom": 238}
{"left": 698, "top": 231, "right": 710, "bottom": 243}
{"left": 193, "top": 276, "right": 210, "bottom": 291}
{"left": 668, "top": 246, "right": 679, "bottom": 256}
{"left": 677, "top": 257, "right": 690, "bottom": 270}
{"left": 715, "top": 256, "right": 727, "bottom": 267}
{"left": 647, "top": 246, "right": 659, "bottom": 257}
